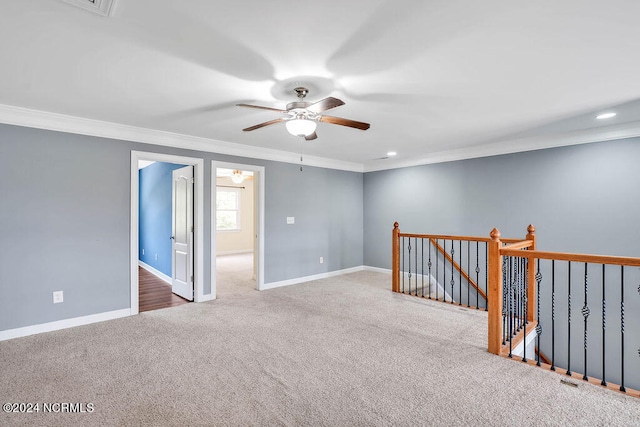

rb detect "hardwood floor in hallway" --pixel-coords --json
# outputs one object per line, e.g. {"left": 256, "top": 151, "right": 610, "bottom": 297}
{"left": 139, "top": 266, "right": 190, "bottom": 313}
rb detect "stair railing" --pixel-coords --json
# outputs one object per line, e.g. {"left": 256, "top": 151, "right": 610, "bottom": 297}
{"left": 391, "top": 222, "right": 524, "bottom": 310}
{"left": 393, "top": 222, "right": 639, "bottom": 396}
{"left": 489, "top": 226, "right": 640, "bottom": 397}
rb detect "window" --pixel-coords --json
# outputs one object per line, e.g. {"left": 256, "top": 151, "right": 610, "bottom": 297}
{"left": 216, "top": 188, "right": 240, "bottom": 231}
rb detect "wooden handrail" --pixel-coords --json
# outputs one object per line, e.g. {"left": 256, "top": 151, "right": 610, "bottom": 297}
{"left": 399, "top": 232, "right": 492, "bottom": 242}
{"left": 500, "top": 248, "right": 640, "bottom": 267}
{"left": 429, "top": 238, "right": 487, "bottom": 301}
{"left": 501, "top": 240, "right": 534, "bottom": 250}
{"left": 398, "top": 232, "right": 524, "bottom": 245}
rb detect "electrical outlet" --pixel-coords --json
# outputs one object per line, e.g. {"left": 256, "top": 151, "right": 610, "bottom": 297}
{"left": 320, "top": 257, "right": 324, "bottom": 264}
{"left": 53, "top": 291, "right": 63, "bottom": 304}
{"left": 287, "top": 217, "right": 295, "bottom": 225}
{"left": 142, "top": 249, "right": 144, "bottom": 255}
{"left": 155, "top": 254, "right": 158, "bottom": 260}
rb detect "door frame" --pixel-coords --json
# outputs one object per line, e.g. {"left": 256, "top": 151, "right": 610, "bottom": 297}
{"left": 130, "top": 151, "right": 206, "bottom": 316}
{"left": 212, "top": 161, "right": 265, "bottom": 296}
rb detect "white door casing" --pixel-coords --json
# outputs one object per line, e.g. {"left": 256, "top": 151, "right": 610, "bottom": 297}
{"left": 211, "top": 161, "right": 265, "bottom": 298}
{"left": 130, "top": 151, "right": 207, "bottom": 316}
{"left": 172, "top": 165, "right": 194, "bottom": 301}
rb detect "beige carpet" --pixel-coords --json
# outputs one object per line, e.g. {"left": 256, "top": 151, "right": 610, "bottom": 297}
{"left": 216, "top": 252, "right": 256, "bottom": 297}
{"left": 1, "top": 271, "right": 639, "bottom": 426}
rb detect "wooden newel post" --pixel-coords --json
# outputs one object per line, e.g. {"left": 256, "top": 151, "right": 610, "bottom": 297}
{"left": 526, "top": 224, "right": 536, "bottom": 322}
{"left": 392, "top": 222, "right": 400, "bottom": 293}
{"left": 487, "top": 227, "right": 503, "bottom": 355}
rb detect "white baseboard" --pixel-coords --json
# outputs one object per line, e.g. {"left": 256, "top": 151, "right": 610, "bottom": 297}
{"left": 138, "top": 260, "right": 172, "bottom": 284}
{"left": 197, "top": 293, "right": 215, "bottom": 302}
{"left": 216, "top": 250, "right": 253, "bottom": 256}
{"left": 261, "top": 266, "right": 365, "bottom": 291}
{"left": 0, "top": 308, "right": 131, "bottom": 342}
{"left": 364, "top": 266, "right": 392, "bottom": 274}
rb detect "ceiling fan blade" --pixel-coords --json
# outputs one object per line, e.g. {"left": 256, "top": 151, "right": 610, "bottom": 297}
{"left": 242, "top": 118, "right": 286, "bottom": 132}
{"left": 304, "top": 131, "right": 318, "bottom": 141}
{"left": 236, "top": 103, "right": 288, "bottom": 113}
{"left": 319, "top": 115, "right": 370, "bottom": 130}
{"left": 307, "top": 97, "right": 345, "bottom": 113}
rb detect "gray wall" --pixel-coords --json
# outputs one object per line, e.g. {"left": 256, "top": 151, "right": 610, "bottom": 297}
{"left": 364, "top": 138, "right": 640, "bottom": 269}
{"left": 0, "top": 123, "right": 363, "bottom": 331}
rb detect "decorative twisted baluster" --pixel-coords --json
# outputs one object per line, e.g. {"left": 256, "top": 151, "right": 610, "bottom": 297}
{"left": 475, "top": 242, "right": 480, "bottom": 309}
{"left": 435, "top": 239, "right": 439, "bottom": 301}
{"left": 620, "top": 266, "right": 625, "bottom": 392}
{"left": 522, "top": 258, "right": 529, "bottom": 363}
{"left": 401, "top": 236, "right": 405, "bottom": 293}
{"left": 551, "top": 260, "right": 555, "bottom": 371}
{"left": 582, "top": 263, "right": 590, "bottom": 381}
{"left": 601, "top": 264, "right": 606, "bottom": 386}
{"left": 416, "top": 241, "right": 424, "bottom": 298}
{"left": 467, "top": 241, "right": 470, "bottom": 307}
{"left": 502, "top": 255, "right": 508, "bottom": 345}
{"left": 427, "top": 242, "right": 432, "bottom": 300}
{"left": 535, "top": 260, "right": 542, "bottom": 366}
{"left": 450, "top": 241, "right": 455, "bottom": 304}
{"left": 459, "top": 240, "right": 463, "bottom": 306}
{"left": 567, "top": 261, "right": 572, "bottom": 376}
{"left": 407, "top": 239, "right": 412, "bottom": 295}
{"left": 509, "top": 258, "right": 515, "bottom": 357}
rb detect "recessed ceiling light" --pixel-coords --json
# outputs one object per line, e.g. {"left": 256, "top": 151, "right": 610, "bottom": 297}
{"left": 387, "top": 151, "right": 397, "bottom": 156}
{"left": 596, "top": 112, "right": 616, "bottom": 120}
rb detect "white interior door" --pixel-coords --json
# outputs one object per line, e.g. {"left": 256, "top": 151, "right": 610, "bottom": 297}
{"left": 172, "top": 166, "right": 194, "bottom": 301}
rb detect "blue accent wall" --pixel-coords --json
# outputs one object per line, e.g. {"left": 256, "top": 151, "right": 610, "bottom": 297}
{"left": 139, "top": 162, "right": 186, "bottom": 276}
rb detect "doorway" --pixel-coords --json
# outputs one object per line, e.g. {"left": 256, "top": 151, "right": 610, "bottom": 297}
{"left": 130, "top": 152, "right": 205, "bottom": 316}
{"left": 212, "top": 161, "right": 265, "bottom": 298}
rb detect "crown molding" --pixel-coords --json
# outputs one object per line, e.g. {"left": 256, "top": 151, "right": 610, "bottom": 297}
{"left": 363, "top": 120, "right": 640, "bottom": 172}
{"left": 0, "top": 103, "right": 364, "bottom": 173}
{"left": 2, "top": 103, "right": 637, "bottom": 175}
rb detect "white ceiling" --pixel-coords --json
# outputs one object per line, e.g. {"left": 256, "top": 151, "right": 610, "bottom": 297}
{"left": 1, "top": 0, "right": 640, "bottom": 171}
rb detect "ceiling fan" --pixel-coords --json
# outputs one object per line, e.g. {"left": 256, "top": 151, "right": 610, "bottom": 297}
{"left": 237, "top": 87, "right": 370, "bottom": 140}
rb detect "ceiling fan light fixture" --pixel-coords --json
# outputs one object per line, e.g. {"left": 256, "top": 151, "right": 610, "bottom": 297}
{"left": 286, "top": 118, "right": 317, "bottom": 137}
{"left": 230, "top": 170, "right": 245, "bottom": 184}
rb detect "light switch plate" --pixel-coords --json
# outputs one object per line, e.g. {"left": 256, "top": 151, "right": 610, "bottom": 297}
{"left": 287, "top": 217, "right": 295, "bottom": 224}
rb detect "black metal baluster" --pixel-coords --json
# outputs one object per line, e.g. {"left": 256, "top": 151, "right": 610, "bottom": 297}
{"left": 415, "top": 238, "right": 418, "bottom": 296}
{"left": 407, "top": 238, "right": 412, "bottom": 295}
{"left": 523, "top": 257, "right": 528, "bottom": 363}
{"left": 401, "top": 236, "right": 405, "bottom": 293}
{"left": 485, "top": 243, "right": 488, "bottom": 311}
{"left": 476, "top": 242, "right": 480, "bottom": 310}
{"left": 601, "top": 264, "right": 606, "bottom": 387}
{"left": 518, "top": 258, "right": 523, "bottom": 331}
{"left": 450, "top": 240, "right": 455, "bottom": 304}
{"left": 467, "top": 241, "right": 470, "bottom": 307}
{"left": 508, "top": 257, "right": 514, "bottom": 358}
{"left": 421, "top": 239, "right": 424, "bottom": 297}
{"left": 567, "top": 261, "right": 572, "bottom": 376}
{"left": 428, "top": 240, "right": 432, "bottom": 299}
{"left": 551, "top": 260, "right": 555, "bottom": 371}
{"left": 535, "top": 259, "right": 542, "bottom": 366}
{"left": 583, "top": 263, "right": 590, "bottom": 381}
{"left": 502, "top": 253, "right": 508, "bottom": 345}
{"left": 436, "top": 239, "right": 439, "bottom": 302}
{"left": 459, "top": 240, "right": 462, "bottom": 306}
{"left": 620, "top": 266, "right": 625, "bottom": 392}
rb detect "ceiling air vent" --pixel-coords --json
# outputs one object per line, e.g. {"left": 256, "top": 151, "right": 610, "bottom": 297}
{"left": 63, "top": 0, "right": 117, "bottom": 17}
